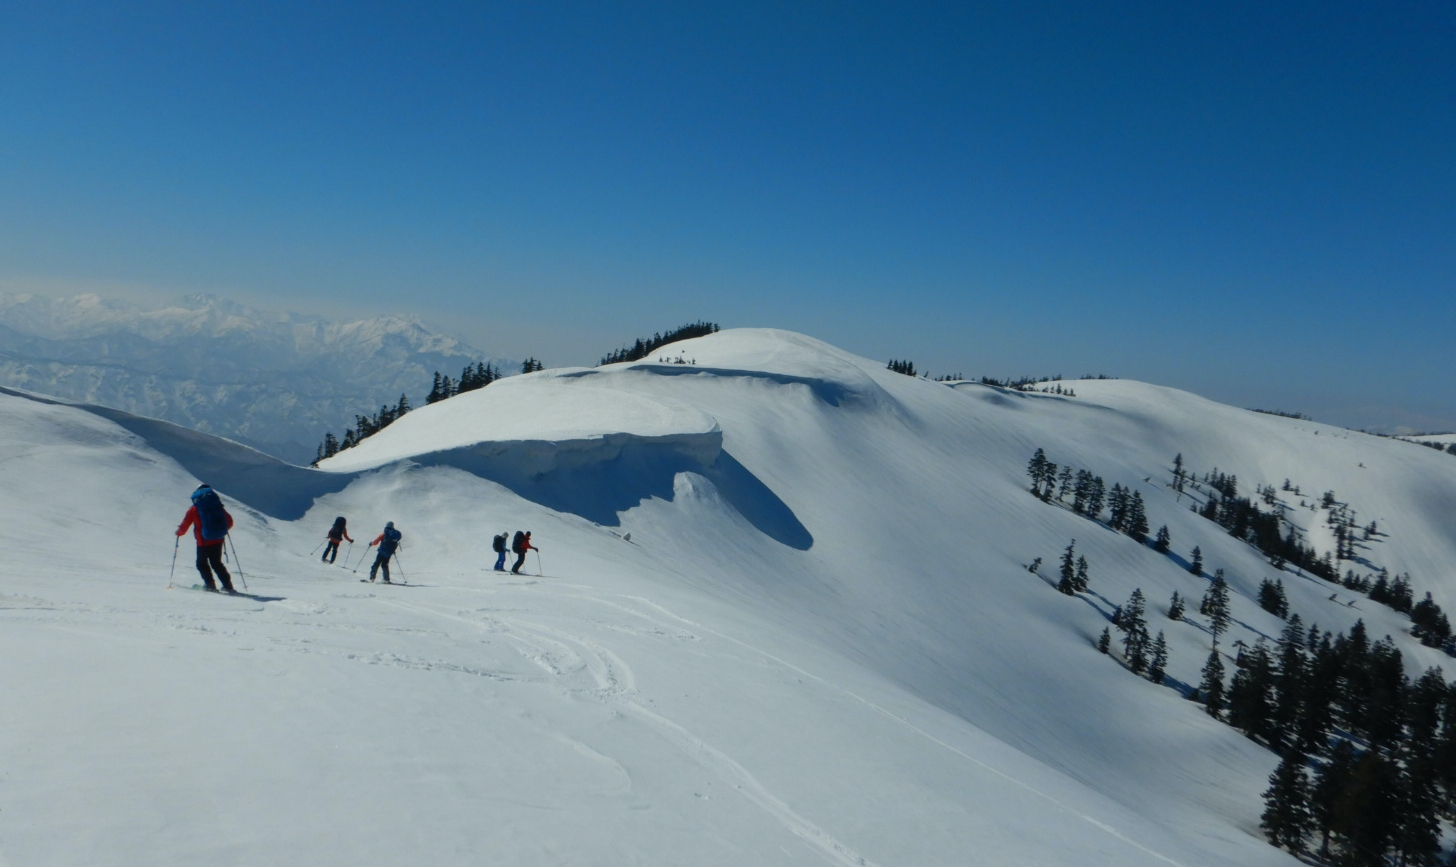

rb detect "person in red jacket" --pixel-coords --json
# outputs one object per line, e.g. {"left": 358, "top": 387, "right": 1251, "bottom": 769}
{"left": 176, "top": 483, "right": 236, "bottom": 593}
{"left": 510, "top": 530, "right": 537, "bottom": 575}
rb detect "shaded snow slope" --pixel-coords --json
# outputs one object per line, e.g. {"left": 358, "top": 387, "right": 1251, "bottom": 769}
{"left": 6, "top": 328, "right": 1456, "bottom": 866}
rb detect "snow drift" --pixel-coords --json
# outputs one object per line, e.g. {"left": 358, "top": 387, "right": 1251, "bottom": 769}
{"left": 5, "top": 328, "right": 1456, "bottom": 866}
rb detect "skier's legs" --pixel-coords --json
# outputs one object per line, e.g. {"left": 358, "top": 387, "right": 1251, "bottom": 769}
{"left": 379, "top": 555, "right": 391, "bottom": 583}
{"left": 511, "top": 551, "right": 526, "bottom": 574}
{"left": 194, "top": 547, "right": 217, "bottom": 590}
{"left": 324, "top": 540, "right": 339, "bottom": 563}
{"left": 494, "top": 550, "right": 507, "bottom": 571}
{"left": 205, "top": 546, "right": 234, "bottom": 591}
{"left": 369, "top": 554, "right": 381, "bottom": 581}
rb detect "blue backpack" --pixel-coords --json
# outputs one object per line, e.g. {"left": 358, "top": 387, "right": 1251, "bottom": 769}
{"left": 380, "top": 526, "right": 402, "bottom": 555}
{"left": 192, "top": 487, "right": 229, "bottom": 541}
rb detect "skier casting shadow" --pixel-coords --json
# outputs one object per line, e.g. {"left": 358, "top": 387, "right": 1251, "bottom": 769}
{"left": 176, "top": 483, "right": 236, "bottom": 593}
{"left": 368, "top": 522, "right": 403, "bottom": 583}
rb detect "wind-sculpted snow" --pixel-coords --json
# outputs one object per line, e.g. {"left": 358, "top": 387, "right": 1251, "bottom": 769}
{"left": 397, "top": 432, "right": 813, "bottom": 549}
{"left": 14, "top": 327, "right": 1456, "bottom": 865}
{"left": 0, "top": 386, "right": 353, "bottom": 520}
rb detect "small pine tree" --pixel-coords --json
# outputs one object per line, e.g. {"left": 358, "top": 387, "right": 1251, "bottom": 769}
{"left": 1189, "top": 546, "right": 1203, "bottom": 576}
{"left": 1120, "top": 588, "right": 1150, "bottom": 673}
{"left": 1168, "top": 590, "right": 1185, "bottom": 621}
{"left": 1074, "top": 556, "right": 1089, "bottom": 593}
{"left": 1097, "top": 627, "right": 1112, "bottom": 654}
{"left": 1201, "top": 570, "right": 1232, "bottom": 645}
{"left": 1198, "top": 648, "right": 1225, "bottom": 718}
{"left": 1149, "top": 631, "right": 1168, "bottom": 683}
{"left": 1153, "top": 524, "right": 1171, "bottom": 553}
{"left": 1126, "top": 492, "right": 1149, "bottom": 542}
{"left": 1057, "top": 540, "right": 1077, "bottom": 595}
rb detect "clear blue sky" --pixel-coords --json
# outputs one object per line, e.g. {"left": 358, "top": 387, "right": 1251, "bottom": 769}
{"left": 2, "top": 2, "right": 1453, "bottom": 431}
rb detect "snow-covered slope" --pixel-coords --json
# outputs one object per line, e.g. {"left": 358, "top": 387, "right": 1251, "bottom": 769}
{"left": 6, "top": 328, "right": 1456, "bottom": 866}
{"left": 0, "top": 292, "right": 498, "bottom": 464}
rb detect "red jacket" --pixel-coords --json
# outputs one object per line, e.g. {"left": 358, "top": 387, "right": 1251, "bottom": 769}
{"left": 176, "top": 505, "right": 233, "bottom": 546}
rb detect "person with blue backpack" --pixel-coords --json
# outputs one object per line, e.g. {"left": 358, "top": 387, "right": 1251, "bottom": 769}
{"left": 175, "top": 483, "right": 236, "bottom": 593}
{"left": 367, "top": 521, "right": 403, "bottom": 583}
{"left": 491, "top": 531, "right": 509, "bottom": 571}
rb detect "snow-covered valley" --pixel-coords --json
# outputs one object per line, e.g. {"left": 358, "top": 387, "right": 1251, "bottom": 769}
{"left": 4, "top": 328, "right": 1455, "bottom": 866}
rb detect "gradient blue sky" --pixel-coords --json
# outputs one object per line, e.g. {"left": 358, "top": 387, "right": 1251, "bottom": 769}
{"left": 2, "top": 2, "right": 1453, "bottom": 431}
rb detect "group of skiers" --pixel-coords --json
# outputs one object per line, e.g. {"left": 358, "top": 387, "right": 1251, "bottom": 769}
{"left": 492, "top": 530, "right": 538, "bottom": 574}
{"left": 317, "top": 515, "right": 402, "bottom": 582}
{"left": 175, "top": 484, "right": 538, "bottom": 591}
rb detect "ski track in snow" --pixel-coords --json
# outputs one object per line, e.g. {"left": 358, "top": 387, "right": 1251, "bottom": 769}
{"left": 615, "top": 593, "right": 1191, "bottom": 867}
{"left": 371, "top": 592, "right": 880, "bottom": 867}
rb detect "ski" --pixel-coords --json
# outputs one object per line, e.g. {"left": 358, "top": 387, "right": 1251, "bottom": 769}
{"left": 168, "top": 583, "right": 274, "bottom": 602}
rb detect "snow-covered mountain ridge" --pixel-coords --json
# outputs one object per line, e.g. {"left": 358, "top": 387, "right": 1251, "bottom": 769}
{"left": 5, "top": 328, "right": 1456, "bottom": 866}
{"left": 0, "top": 292, "right": 497, "bottom": 464}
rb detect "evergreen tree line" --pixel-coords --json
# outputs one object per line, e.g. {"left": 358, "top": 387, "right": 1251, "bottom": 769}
{"left": 1250, "top": 408, "right": 1312, "bottom": 420}
{"left": 599, "top": 321, "right": 720, "bottom": 366}
{"left": 981, "top": 373, "right": 1062, "bottom": 391}
{"left": 1178, "top": 456, "right": 1456, "bottom": 656}
{"left": 426, "top": 361, "right": 504, "bottom": 405}
{"left": 1027, "top": 449, "right": 1150, "bottom": 543}
{"left": 1221, "top": 614, "right": 1456, "bottom": 867}
{"left": 314, "top": 394, "right": 411, "bottom": 464}
{"left": 1406, "top": 439, "right": 1456, "bottom": 457}
{"left": 1100, "top": 587, "right": 1170, "bottom": 683}
{"left": 887, "top": 359, "right": 918, "bottom": 377}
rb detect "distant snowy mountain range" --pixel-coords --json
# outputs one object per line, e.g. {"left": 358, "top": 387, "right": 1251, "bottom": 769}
{"left": 0, "top": 292, "right": 500, "bottom": 464}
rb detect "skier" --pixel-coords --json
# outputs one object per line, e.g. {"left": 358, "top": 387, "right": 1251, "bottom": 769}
{"left": 322, "top": 516, "right": 353, "bottom": 564}
{"left": 367, "top": 521, "right": 403, "bottom": 583}
{"left": 175, "top": 483, "right": 235, "bottom": 593}
{"left": 510, "top": 530, "right": 537, "bottom": 575}
{"left": 491, "top": 531, "right": 509, "bottom": 572}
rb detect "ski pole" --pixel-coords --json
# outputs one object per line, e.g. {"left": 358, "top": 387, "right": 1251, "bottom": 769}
{"left": 227, "top": 534, "right": 249, "bottom": 591}
{"left": 534, "top": 549, "right": 543, "bottom": 577}
{"left": 310, "top": 540, "right": 325, "bottom": 556}
{"left": 394, "top": 550, "right": 407, "bottom": 584}
{"left": 170, "top": 536, "right": 179, "bottom": 583}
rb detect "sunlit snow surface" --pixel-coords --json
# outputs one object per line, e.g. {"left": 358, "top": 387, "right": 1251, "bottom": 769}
{"left": 5, "top": 329, "right": 1456, "bottom": 866}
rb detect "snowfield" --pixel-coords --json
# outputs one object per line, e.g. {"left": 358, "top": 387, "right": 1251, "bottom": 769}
{"left": 4, "top": 328, "right": 1455, "bottom": 866}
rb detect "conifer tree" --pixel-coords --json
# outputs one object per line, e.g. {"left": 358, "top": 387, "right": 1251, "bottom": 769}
{"left": 1189, "top": 546, "right": 1203, "bottom": 576}
{"left": 1153, "top": 524, "right": 1171, "bottom": 553}
{"left": 1201, "top": 570, "right": 1232, "bottom": 646}
{"left": 1107, "top": 483, "right": 1128, "bottom": 531}
{"left": 1310, "top": 740, "right": 1356, "bottom": 860}
{"left": 1149, "top": 632, "right": 1168, "bottom": 684}
{"left": 1074, "top": 556, "right": 1089, "bottom": 593}
{"left": 1168, "top": 590, "right": 1185, "bottom": 621}
{"left": 1227, "top": 640, "right": 1275, "bottom": 742}
{"left": 1027, "top": 449, "right": 1050, "bottom": 498}
{"left": 1126, "top": 492, "right": 1149, "bottom": 542}
{"left": 1260, "top": 751, "right": 1312, "bottom": 854}
{"left": 1119, "top": 588, "right": 1149, "bottom": 673}
{"left": 1057, "top": 540, "right": 1077, "bottom": 595}
{"left": 1199, "top": 649, "right": 1226, "bottom": 719}
{"left": 1097, "top": 627, "right": 1111, "bottom": 654}
{"left": 1086, "top": 476, "right": 1106, "bottom": 519}
{"left": 1257, "top": 578, "right": 1289, "bottom": 619}
{"left": 1056, "top": 466, "right": 1073, "bottom": 503}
